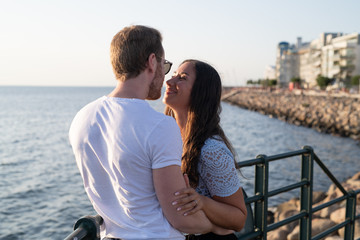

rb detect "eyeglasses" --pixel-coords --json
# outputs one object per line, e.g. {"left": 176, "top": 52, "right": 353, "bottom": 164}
{"left": 163, "top": 59, "right": 173, "bottom": 75}
{"left": 156, "top": 55, "right": 172, "bottom": 75}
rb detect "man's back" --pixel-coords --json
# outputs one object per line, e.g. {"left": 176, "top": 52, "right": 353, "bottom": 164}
{"left": 69, "top": 96, "right": 184, "bottom": 239}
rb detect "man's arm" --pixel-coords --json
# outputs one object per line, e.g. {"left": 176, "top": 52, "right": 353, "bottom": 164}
{"left": 153, "top": 165, "right": 213, "bottom": 234}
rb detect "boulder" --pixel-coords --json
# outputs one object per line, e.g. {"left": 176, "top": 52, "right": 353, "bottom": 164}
{"left": 313, "top": 191, "right": 327, "bottom": 204}
{"left": 330, "top": 205, "right": 360, "bottom": 224}
{"left": 287, "top": 218, "right": 336, "bottom": 240}
{"left": 275, "top": 198, "right": 299, "bottom": 222}
{"left": 349, "top": 172, "right": 360, "bottom": 181}
{"left": 324, "top": 236, "right": 342, "bottom": 240}
{"left": 319, "top": 203, "right": 341, "bottom": 219}
{"left": 268, "top": 226, "right": 289, "bottom": 240}
{"left": 277, "top": 209, "right": 299, "bottom": 232}
{"left": 338, "top": 219, "right": 360, "bottom": 239}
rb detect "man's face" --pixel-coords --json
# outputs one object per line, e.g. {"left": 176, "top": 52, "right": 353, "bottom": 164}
{"left": 146, "top": 61, "right": 164, "bottom": 100}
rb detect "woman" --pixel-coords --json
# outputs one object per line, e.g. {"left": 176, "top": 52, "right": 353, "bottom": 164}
{"left": 163, "top": 60, "right": 247, "bottom": 240}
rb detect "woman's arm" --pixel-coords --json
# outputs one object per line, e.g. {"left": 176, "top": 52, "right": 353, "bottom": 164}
{"left": 174, "top": 142, "right": 248, "bottom": 232}
{"left": 203, "top": 188, "right": 247, "bottom": 231}
{"left": 173, "top": 184, "right": 247, "bottom": 232}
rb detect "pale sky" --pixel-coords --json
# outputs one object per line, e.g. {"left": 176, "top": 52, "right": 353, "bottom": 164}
{"left": 0, "top": 0, "right": 359, "bottom": 87}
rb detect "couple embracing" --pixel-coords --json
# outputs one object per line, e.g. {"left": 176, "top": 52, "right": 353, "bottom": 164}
{"left": 69, "top": 25, "right": 247, "bottom": 240}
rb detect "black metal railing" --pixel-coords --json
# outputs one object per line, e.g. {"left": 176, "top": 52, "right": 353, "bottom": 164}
{"left": 64, "top": 146, "right": 359, "bottom": 240}
{"left": 236, "top": 146, "right": 359, "bottom": 240}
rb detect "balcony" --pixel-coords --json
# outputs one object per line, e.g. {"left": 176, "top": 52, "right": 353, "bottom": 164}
{"left": 340, "top": 59, "right": 353, "bottom": 67}
{"left": 340, "top": 49, "right": 355, "bottom": 59}
{"left": 332, "top": 54, "right": 340, "bottom": 61}
{"left": 329, "top": 65, "right": 340, "bottom": 76}
{"left": 313, "top": 60, "right": 321, "bottom": 67}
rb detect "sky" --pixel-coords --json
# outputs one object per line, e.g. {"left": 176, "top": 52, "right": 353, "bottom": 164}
{"left": 0, "top": 0, "right": 359, "bottom": 87}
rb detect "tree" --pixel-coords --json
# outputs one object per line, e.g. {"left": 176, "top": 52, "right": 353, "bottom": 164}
{"left": 290, "top": 77, "right": 301, "bottom": 83}
{"left": 316, "top": 76, "right": 332, "bottom": 90}
{"left": 269, "top": 79, "right": 277, "bottom": 86}
{"left": 351, "top": 75, "right": 360, "bottom": 86}
{"left": 246, "top": 79, "right": 253, "bottom": 85}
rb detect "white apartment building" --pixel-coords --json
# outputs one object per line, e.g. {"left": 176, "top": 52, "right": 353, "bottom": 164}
{"left": 322, "top": 33, "right": 360, "bottom": 86}
{"left": 274, "top": 32, "right": 360, "bottom": 88}
{"left": 264, "top": 65, "right": 276, "bottom": 80}
{"left": 275, "top": 42, "right": 299, "bottom": 87}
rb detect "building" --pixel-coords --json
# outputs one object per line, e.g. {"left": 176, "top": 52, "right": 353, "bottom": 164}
{"left": 322, "top": 33, "right": 360, "bottom": 87}
{"left": 273, "top": 32, "right": 360, "bottom": 88}
{"left": 275, "top": 39, "right": 305, "bottom": 87}
{"left": 264, "top": 65, "right": 276, "bottom": 80}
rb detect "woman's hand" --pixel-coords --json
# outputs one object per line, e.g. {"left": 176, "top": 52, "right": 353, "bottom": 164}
{"left": 172, "top": 174, "right": 203, "bottom": 216}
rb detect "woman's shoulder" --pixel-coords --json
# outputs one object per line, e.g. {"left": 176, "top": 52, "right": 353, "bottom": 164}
{"left": 203, "top": 136, "right": 227, "bottom": 149}
{"left": 202, "top": 136, "right": 232, "bottom": 157}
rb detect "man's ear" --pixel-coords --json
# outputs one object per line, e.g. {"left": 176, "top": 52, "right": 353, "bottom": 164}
{"left": 146, "top": 53, "right": 157, "bottom": 74}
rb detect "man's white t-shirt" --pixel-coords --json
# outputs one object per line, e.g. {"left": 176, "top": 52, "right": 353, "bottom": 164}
{"left": 69, "top": 96, "right": 184, "bottom": 240}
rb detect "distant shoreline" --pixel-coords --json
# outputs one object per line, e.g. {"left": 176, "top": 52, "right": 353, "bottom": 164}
{"left": 221, "top": 87, "right": 360, "bottom": 141}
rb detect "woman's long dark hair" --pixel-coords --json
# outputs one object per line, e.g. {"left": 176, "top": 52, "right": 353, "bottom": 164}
{"left": 165, "top": 59, "right": 236, "bottom": 187}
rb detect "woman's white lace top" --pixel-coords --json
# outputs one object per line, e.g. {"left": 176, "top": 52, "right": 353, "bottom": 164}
{"left": 196, "top": 137, "right": 241, "bottom": 197}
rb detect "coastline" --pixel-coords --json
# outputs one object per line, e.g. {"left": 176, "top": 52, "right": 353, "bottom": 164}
{"left": 222, "top": 87, "right": 360, "bottom": 141}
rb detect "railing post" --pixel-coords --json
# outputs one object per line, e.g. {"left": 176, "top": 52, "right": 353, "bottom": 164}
{"left": 254, "top": 154, "right": 268, "bottom": 240}
{"left": 344, "top": 190, "right": 356, "bottom": 240}
{"left": 300, "top": 146, "right": 314, "bottom": 240}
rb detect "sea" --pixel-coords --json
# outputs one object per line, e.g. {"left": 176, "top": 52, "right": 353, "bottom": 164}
{"left": 1, "top": 86, "right": 359, "bottom": 240}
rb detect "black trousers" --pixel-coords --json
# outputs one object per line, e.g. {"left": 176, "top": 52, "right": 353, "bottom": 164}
{"left": 186, "top": 232, "right": 237, "bottom": 240}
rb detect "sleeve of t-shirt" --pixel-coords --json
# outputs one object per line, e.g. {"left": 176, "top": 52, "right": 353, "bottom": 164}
{"left": 147, "top": 117, "right": 183, "bottom": 169}
{"left": 199, "top": 142, "right": 241, "bottom": 197}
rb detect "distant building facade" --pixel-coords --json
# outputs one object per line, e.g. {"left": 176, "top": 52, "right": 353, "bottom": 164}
{"left": 264, "top": 65, "right": 276, "bottom": 80}
{"left": 273, "top": 32, "right": 360, "bottom": 88}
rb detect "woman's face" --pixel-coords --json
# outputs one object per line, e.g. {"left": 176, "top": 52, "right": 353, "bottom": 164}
{"left": 163, "top": 61, "right": 196, "bottom": 111}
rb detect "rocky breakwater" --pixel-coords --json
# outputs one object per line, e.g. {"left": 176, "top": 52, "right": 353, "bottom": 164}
{"left": 222, "top": 88, "right": 360, "bottom": 141}
{"left": 267, "top": 172, "right": 360, "bottom": 240}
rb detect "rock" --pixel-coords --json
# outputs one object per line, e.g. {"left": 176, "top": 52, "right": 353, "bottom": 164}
{"left": 277, "top": 209, "right": 299, "bottom": 232}
{"left": 330, "top": 207, "right": 346, "bottom": 224}
{"left": 268, "top": 226, "right": 289, "bottom": 240}
{"left": 313, "top": 191, "right": 326, "bottom": 204}
{"left": 222, "top": 89, "right": 360, "bottom": 140}
{"left": 277, "top": 198, "right": 299, "bottom": 212}
{"left": 324, "top": 235, "right": 343, "bottom": 240}
{"left": 319, "top": 203, "right": 341, "bottom": 218}
{"left": 268, "top": 210, "right": 275, "bottom": 224}
{"left": 275, "top": 198, "right": 299, "bottom": 222}
{"left": 346, "top": 179, "right": 360, "bottom": 190}
{"left": 312, "top": 218, "right": 337, "bottom": 238}
{"left": 330, "top": 206, "right": 360, "bottom": 224}
{"left": 338, "top": 219, "right": 360, "bottom": 239}
{"left": 287, "top": 218, "right": 336, "bottom": 240}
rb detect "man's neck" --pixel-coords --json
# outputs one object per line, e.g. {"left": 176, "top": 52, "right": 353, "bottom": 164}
{"left": 108, "top": 74, "right": 149, "bottom": 99}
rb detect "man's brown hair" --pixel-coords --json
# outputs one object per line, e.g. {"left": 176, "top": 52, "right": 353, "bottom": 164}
{"left": 110, "top": 25, "right": 163, "bottom": 81}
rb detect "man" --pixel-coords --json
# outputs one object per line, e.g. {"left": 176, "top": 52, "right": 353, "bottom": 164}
{"left": 69, "top": 25, "right": 213, "bottom": 240}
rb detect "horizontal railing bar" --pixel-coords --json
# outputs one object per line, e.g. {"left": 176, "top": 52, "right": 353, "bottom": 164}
{"left": 266, "top": 149, "right": 310, "bottom": 162}
{"left": 236, "top": 149, "right": 310, "bottom": 168}
{"left": 236, "top": 158, "right": 263, "bottom": 168}
{"left": 267, "top": 211, "right": 308, "bottom": 231}
{"left": 64, "top": 228, "right": 87, "bottom": 240}
{"left": 268, "top": 180, "right": 308, "bottom": 197}
{"left": 312, "top": 195, "right": 348, "bottom": 213}
{"left": 313, "top": 153, "right": 347, "bottom": 195}
{"left": 237, "top": 230, "right": 262, "bottom": 240}
{"left": 245, "top": 195, "right": 262, "bottom": 204}
{"left": 312, "top": 220, "right": 350, "bottom": 240}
